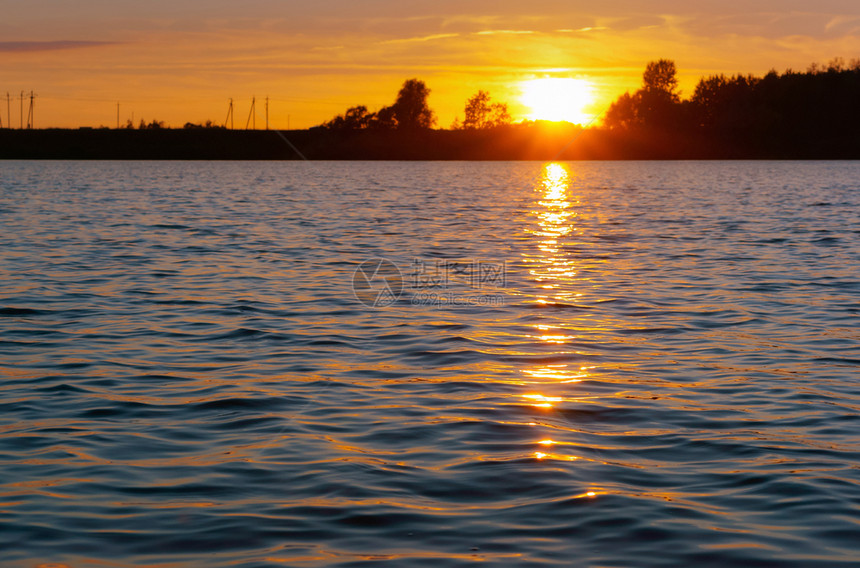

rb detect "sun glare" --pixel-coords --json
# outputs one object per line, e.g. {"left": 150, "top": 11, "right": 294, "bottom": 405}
{"left": 520, "top": 78, "right": 594, "bottom": 125}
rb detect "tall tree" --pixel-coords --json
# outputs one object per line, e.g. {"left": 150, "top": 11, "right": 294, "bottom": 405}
{"left": 638, "top": 59, "right": 681, "bottom": 129}
{"left": 604, "top": 60, "right": 681, "bottom": 131}
{"left": 391, "top": 79, "right": 436, "bottom": 130}
{"left": 642, "top": 59, "right": 680, "bottom": 100}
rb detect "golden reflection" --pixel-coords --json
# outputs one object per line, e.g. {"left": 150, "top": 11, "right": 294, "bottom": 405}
{"left": 532, "top": 437, "right": 586, "bottom": 462}
{"left": 516, "top": 163, "right": 599, "bottom": 471}
{"left": 523, "top": 365, "right": 592, "bottom": 384}
{"left": 522, "top": 393, "right": 563, "bottom": 408}
{"left": 534, "top": 450, "right": 580, "bottom": 461}
{"left": 542, "top": 163, "right": 569, "bottom": 200}
{"left": 526, "top": 163, "right": 580, "bottom": 306}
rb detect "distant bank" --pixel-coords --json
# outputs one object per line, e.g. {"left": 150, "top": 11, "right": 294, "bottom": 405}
{"left": 1, "top": 127, "right": 859, "bottom": 160}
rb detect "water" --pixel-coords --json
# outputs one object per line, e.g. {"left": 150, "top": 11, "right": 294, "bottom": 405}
{"left": 1, "top": 160, "right": 859, "bottom": 567}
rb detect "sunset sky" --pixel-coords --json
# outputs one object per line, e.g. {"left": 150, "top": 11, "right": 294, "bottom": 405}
{"left": 2, "top": 1, "right": 860, "bottom": 129}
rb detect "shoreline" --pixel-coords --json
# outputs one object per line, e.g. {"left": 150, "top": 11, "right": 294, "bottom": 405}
{"left": 1, "top": 127, "right": 858, "bottom": 160}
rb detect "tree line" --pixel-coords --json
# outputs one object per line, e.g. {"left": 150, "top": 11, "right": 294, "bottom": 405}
{"left": 320, "top": 57, "right": 860, "bottom": 157}
{"left": 604, "top": 57, "right": 860, "bottom": 156}
{"left": 321, "top": 79, "right": 512, "bottom": 131}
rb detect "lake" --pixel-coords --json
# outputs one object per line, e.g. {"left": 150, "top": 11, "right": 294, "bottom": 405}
{"left": 1, "top": 160, "right": 859, "bottom": 567}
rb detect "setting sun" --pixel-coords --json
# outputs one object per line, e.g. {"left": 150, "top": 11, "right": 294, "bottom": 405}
{"left": 521, "top": 78, "right": 594, "bottom": 125}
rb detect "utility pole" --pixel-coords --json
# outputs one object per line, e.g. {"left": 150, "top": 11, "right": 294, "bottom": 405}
{"left": 26, "top": 91, "right": 35, "bottom": 129}
{"left": 20, "top": 91, "right": 24, "bottom": 129}
{"left": 225, "top": 98, "right": 234, "bottom": 130}
{"left": 245, "top": 96, "right": 256, "bottom": 130}
{"left": 117, "top": 103, "right": 120, "bottom": 129}
{"left": 6, "top": 93, "right": 10, "bottom": 130}
{"left": 265, "top": 96, "right": 269, "bottom": 130}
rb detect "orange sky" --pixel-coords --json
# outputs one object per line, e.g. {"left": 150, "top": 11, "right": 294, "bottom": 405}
{"left": 2, "top": 1, "right": 859, "bottom": 129}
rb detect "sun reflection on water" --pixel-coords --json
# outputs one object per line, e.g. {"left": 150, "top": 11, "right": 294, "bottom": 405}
{"left": 522, "top": 393, "right": 563, "bottom": 408}
{"left": 516, "top": 163, "right": 600, "bottom": 475}
{"left": 528, "top": 163, "right": 579, "bottom": 304}
{"left": 523, "top": 365, "right": 591, "bottom": 383}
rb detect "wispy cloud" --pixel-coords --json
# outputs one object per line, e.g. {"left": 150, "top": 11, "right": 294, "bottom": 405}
{"left": 825, "top": 15, "right": 860, "bottom": 32}
{"left": 0, "top": 40, "right": 120, "bottom": 53}
{"left": 557, "top": 27, "right": 608, "bottom": 33}
{"left": 381, "top": 33, "right": 459, "bottom": 45}
{"left": 475, "top": 30, "right": 535, "bottom": 36}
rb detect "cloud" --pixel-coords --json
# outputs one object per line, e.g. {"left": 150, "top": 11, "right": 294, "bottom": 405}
{"left": 0, "top": 40, "right": 119, "bottom": 53}
{"left": 556, "top": 27, "right": 609, "bottom": 33}
{"left": 381, "top": 33, "right": 460, "bottom": 45}
{"left": 475, "top": 30, "right": 535, "bottom": 35}
{"left": 824, "top": 15, "right": 860, "bottom": 34}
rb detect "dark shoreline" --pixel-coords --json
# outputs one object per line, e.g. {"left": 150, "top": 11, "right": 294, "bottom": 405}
{"left": 1, "top": 127, "right": 859, "bottom": 160}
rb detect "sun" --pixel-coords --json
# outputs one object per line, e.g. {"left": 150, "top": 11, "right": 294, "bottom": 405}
{"left": 520, "top": 78, "right": 594, "bottom": 125}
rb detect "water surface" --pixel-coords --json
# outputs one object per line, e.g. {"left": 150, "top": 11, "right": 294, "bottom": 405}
{"left": 1, "top": 160, "right": 859, "bottom": 567}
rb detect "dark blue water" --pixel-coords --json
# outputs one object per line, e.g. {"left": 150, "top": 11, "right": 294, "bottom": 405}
{"left": 1, "top": 160, "right": 859, "bottom": 567}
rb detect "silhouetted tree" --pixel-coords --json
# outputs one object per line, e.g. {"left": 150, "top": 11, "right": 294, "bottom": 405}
{"left": 183, "top": 120, "right": 224, "bottom": 129}
{"left": 459, "top": 90, "right": 511, "bottom": 129}
{"left": 637, "top": 59, "right": 681, "bottom": 129}
{"left": 827, "top": 57, "right": 846, "bottom": 73}
{"left": 390, "top": 78, "right": 436, "bottom": 130}
{"left": 371, "top": 105, "right": 397, "bottom": 129}
{"left": 320, "top": 78, "right": 436, "bottom": 131}
{"left": 323, "top": 105, "right": 373, "bottom": 130}
{"left": 137, "top": 119, "right": 165, "bottom": 130}
{"left": 604, "top": 59, "right": 681, "bottom": 131}
{"left": 344, "top": 105, "right": 372, "bottom": 129}
{"left": 690, "top": 75, "right": 729, "bottom": 127}
{"left": 642, "top": 59, "right": 679, "bottom": 99}
{"left": 604, "top": 92, "right": 639, "bottom": 130}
